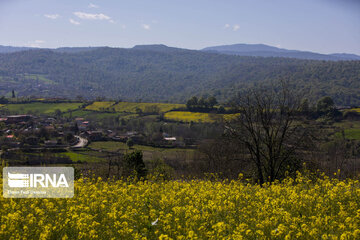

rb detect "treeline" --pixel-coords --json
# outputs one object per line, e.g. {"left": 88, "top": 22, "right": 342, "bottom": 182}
{"left": 186, "top": 96, "right": 218, "bottom": 112}
{"left": 0, "top": 47, "right": 359, "bottom": 105}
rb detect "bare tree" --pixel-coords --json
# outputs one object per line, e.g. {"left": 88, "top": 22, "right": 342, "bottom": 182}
{"left": 225, "top": 83, "right": 311, "bottom": 184}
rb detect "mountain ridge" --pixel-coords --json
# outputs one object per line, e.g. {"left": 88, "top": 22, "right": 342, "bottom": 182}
{"left": 1, "top": 43, "right": 360, "bottom": 61}
{"left": 202, "top": 43, "right": 360, "bottom": 61}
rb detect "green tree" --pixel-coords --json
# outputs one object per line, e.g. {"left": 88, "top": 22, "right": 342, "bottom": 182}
{"left": 299, "top": 98, "right": 310, "bottom": 115}
{"left": 124, "top": 150, "right": 147, "bottom": 179}
{"left": 186, "top": 96, "right": 198, "bottom": 110}
{"left": 206, "top": 96, "right": 218, "bottom": 109}
{"left": 316, "top": 96, "right": 340, "bottom": 119}
{"left": 317, "top": 96, "right": 335, "bottom": 114}
{"left": 126, "top": 138, "right": 134, "bottom": 149}
{"left": 54, "top": 109, "right": 62, "bottom": 118}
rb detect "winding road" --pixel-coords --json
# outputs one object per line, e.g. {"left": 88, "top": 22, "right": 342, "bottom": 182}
{"left": 72, "top": 135, "right": 88, "bottom": 148}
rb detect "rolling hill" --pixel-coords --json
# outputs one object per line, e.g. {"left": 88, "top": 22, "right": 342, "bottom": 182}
{"left": 0, "top": 45, "right": 359, "bottom": 105}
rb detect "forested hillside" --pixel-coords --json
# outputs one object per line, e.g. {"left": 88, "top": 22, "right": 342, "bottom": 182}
{"left": 0, "top": 45, "right": 359, "bottom": 105}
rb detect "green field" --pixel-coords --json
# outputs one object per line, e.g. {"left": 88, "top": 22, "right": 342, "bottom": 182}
{"left": 21, "top": 73, "right": 56, "bottom": 84}
{"left": 113, "top": 102, "right": 184, "bottom": 113}
{"left": 89, "top": 141, "right": 175, "bottom": 152}
{"left": 89, "top": 141, "right": 196, "bottom": 162}
{"left": 85, "top": 101, "right": 116, "bottom": 111}
{"left": 344, "top": 129, "right": 360, "bottom": 140}
{"left": 3, "top": 102, "right": 83, "bottom": 115}
{"left": 63, "top": 109, "right": 139, "bottom": 121}
{"left": 58, "top": 151, "right": 107, "bottom": 163}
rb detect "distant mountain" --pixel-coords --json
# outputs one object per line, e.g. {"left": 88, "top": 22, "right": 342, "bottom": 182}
{"left": 0, "top": 45, "right": 34, "bottom": 53}
{"left": 53, "top": 47, "right": 101, "bottom": 53}
{"left": 132, "top": 44, "right": 189, "bottom": 53}
{"left": 0, "top": 45, "right": 359, "bottom": 105}
{"left": 329, "top": 53, "right": 360, "bottom": 61}
{"left": 0, "top": 45, "right": 101, "bottom": 54}
{"left": 202, "top": 44, "right": 360, "bottom": 61}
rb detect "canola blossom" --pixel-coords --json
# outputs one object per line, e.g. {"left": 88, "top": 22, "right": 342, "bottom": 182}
{"left": 1, "top": 173, "right": 360, "bottom": 239}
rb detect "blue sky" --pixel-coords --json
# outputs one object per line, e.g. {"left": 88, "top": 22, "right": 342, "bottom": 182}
{"left": 0, "top": 0, "right": 359, "bottom": 54}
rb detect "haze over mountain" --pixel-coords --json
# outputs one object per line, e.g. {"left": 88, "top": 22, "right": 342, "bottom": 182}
{"left": 0, "top": 44, "right": 359, "bottom": 105}
{"left": 1, "top": 43, "right": 360, "bottom": 61}
{"left": 202, "top": 44, "right": 360, "bottom": 61}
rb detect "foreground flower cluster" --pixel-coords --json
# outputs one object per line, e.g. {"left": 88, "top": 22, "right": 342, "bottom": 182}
{"left": 1, "top": 174, "right": 360, "bottom": 239}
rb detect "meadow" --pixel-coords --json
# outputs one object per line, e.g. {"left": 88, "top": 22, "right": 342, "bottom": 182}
{"left": 112, "top": 102, "right": 184, "bottom": 113}
{"left": 85, "top": 102, "right": 116, "bottom": 111}
{"left": 83, "top": 101, "right": 184, "bottom": 113}
{"left": 88, "top": 141, "right": 196, "bottom": 162}
{"left": 334, "top": 121, "right": 360, "bottom": 140}
{"left": 2, "top": 102, "right": 83, "bottom": 115}
{"left": 0, "top": 173, "right": 359, "bottom": 239}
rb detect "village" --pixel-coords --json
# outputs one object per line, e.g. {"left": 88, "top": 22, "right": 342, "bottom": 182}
{"left": 0, "top": 114, "right": 183, "bottom": 153}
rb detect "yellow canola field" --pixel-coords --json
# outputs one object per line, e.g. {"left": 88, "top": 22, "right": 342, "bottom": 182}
{"left": 164, "top": 111, "right": 239, "bottom": 123}
{"left": 85, "top": 102, "right": 116, "bottom": 111}
{"left": 113, "top": 102, "right": 184, "bottom": 113}
{"left": 1, "top": 174, "right": 360, "bottom": 239}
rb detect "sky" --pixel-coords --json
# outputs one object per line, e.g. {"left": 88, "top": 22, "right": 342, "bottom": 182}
{"left": 0, "top": 0, "right": 359, "bottom": 54}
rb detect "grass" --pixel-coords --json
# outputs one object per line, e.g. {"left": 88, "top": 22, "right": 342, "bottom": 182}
{"left": 85, "top": 102, "right": 116, "bottom": 111}
{"left": 58, "top": 151, "right": 107, "bottom": 163}
{"left": 88, "top": 141, "right": 196, "bottom": 162}
{"left": 113, "top": 102, "right": 184, "bottom": 113}
{"left": 63, "top": 110, "right": 139, "bottom": 121}
{"left": 20, "top": 73, "right": 56, "bottom": 84}
{"left": 89, "top": 141, "right": 175, "bottom": 152}
{"left": 343, "top": 129, "right": 360, "bottom": 140}
{"left": 4, "top": 102, "right": 83, "bottom": 115}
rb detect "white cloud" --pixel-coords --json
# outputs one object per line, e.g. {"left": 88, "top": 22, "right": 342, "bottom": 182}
{"left": 28, "top": 40, "right": 45, "bottom": 48}
{"left": 44, "top": 14, "right": 60, "bottom": 19}
{"left": 233, "top": 24, "right": 240, "bottom": 31}
{"left": 88, "top": 3, "right": 99, "bottom": 8}
{"left": 74, "top": 11, "right": 110, "bottom": 20}
{"left": 142, "top": 24, "right": 150, "bottom": 30}
{"left": 224, "top": 24, "right": 230, "bottom": 29}
{"left": 69, "top": 18, "right": 80, "bottom": 25}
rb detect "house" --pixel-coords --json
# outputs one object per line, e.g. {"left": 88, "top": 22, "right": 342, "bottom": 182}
{"left": 5, "top": 115, "right": 32, "bottom": 124}
{"left": 84, "top": 131, "right": 103, "bottom": 141}
{"left": 75, "top": 118, "right": 85, "bottom": 126}
{"left": 78, "top": 123, "right": 88, "bottom": 131}
{"left": 44, "top": 140, "right": 58, "bottom": 147}
{"left": 164, "top": 137, "right": 177, "bottom": 141}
